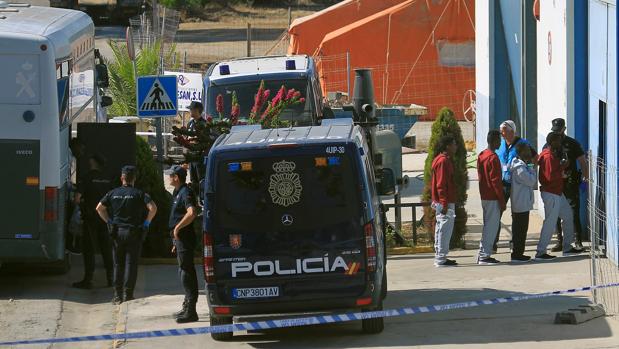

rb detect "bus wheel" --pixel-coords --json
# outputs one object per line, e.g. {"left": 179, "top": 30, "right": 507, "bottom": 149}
{"left": 48, "top": 252, "right": 71, "bottom": 275}
{"left": 210, "top": 316, "right": 233, "bottom": 341}
{"left": 362, "top": 302, "right": 384, "bottom": 334}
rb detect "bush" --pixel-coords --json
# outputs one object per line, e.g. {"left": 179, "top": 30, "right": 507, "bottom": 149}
{"left": 135, "top": 136, "right": 173, "bottom": 257}
{"left": 422, "top": 108, "right": 469, "bottom": 248}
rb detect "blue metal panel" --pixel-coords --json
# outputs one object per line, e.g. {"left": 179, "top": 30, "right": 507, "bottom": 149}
{"left": 574, "top": 1, "right": 589, "bottom": 149}
{"left": 499, "top": 0, "right": 523, "bottom": 120}
{"left": 493, "top": 5, "right": 512, "bottom": 128}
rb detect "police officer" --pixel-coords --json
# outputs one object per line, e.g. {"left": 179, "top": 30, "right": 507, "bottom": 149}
{"left": 186, "top": 101, "right": 206, "bottom": 194}
{"left": 72, "top": 154, "right": 115, "bottom": 289}
{"left": 96, "top": 166, "right": 157, "bottom": 304}
{"left": 549, "top": 118, "right": 588, "bottom": 252}
{"left": 166, "top": 165, "right": 199, "bottom": 323}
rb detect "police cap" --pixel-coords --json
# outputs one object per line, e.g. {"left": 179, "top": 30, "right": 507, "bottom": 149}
{"left": 188, "top": 101, "right": 204, "bottom": 113}
{"left": 551, "top": 118, "right": 566, "bottom": 132}
{"left": 121, "top": 165, "right": 137, "bottom": 176}
{"left": 165, "top": 165, "right": 187, "bottom": 179}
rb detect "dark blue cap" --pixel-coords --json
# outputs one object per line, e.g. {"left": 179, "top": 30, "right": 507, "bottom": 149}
{"left": 121, "top": 165, "right": 137, "bottom": 176}
{"left": 165, "top": 165, "right": 187, "bottom": 178}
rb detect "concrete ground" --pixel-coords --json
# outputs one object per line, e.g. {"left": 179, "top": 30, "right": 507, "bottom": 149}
{"left": 2, "top": 153, "right": 619, "bottom": 348}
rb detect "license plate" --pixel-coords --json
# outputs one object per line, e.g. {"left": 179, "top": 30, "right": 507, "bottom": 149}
{"left": 232, "top": 287, "right": 279, "bottom": 299}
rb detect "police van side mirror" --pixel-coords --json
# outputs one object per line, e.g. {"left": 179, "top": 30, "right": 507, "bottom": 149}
{"left": 377, "top": 168, "right": 396, "bottom": 196}
{"left": 96, "top": 63, "right": 110, "bottom": 88}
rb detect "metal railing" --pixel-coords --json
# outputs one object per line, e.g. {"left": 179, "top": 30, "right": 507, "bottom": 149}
{"left": 588, "top": 150, "right": 619, "bottom": 317}
{"left": 382, "top": 201, "right": 431, "bottom": 245}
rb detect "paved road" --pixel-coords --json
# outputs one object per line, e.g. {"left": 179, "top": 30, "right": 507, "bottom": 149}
{"left": 2, "top": 250, "right": 618, "bottom": 348}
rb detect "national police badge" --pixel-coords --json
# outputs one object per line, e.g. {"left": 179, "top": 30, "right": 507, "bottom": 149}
{"left": 229, "top": 234, "right": 242, "bottom": 250}
{"left": 268, "top": 160, "right": 302, "bottom": 207}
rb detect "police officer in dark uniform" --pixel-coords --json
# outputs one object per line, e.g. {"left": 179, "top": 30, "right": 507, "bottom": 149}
{"left": 548, "top": 118, "right": 588, "bottom": 252}
{"left": 72, "top": 154, "right": 115, "bottom": 289}
{"left": 166, "top": 165, "right": 199, "bottom": 323}
{"left": 96, "top": 166, "right": 157, "bottom": 304}
{"left": 186, "top": 101, "right": 206, "bottom": 195}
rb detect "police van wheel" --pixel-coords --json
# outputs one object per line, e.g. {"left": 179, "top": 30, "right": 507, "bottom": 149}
{"left": 210, "top": 316, "right": 233, "bottom": 341}
{"left": 361, "top": 303, "right": 384, "bottom": 334}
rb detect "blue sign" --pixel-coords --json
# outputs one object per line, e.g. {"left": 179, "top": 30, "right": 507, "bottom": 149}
{"left": 136, "top": 75, "right": 178, "bottom": 117}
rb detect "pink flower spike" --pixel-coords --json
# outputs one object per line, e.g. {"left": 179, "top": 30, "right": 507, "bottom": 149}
{"left": 298, "top": 97, "right": 306, "bottom": 104}
{"left": 286, "top": 88, "right": 296, "bottom": 100}
{"left": 206, "top": 115, "right": 213, "bottom": 123}
{"left": 216, "top": 94, "right": 224, "bottom": 114}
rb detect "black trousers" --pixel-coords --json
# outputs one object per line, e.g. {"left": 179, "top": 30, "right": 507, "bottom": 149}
{"left": 112, "top": 227, "right": 143, "bottom": 295}
{"left": 555, "top": 189, "right": 583, "bottom": 244}
{"left": 511, "top": 211, "right": 530, "bottom": 258}
{"left": 174, "top": 232, "right": 198, "bottom": 305}
{"left": 82, "top": 215, "right": 113, "bottom": 282}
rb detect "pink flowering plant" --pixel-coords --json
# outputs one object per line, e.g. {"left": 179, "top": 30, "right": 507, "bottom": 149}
{"left": 171, "top": 81, "right": 305, "bottom": 164}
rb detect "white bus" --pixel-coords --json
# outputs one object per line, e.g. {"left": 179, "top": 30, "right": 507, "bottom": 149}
{"left": 0, "top": 3, "right": 104, "bottom": 271}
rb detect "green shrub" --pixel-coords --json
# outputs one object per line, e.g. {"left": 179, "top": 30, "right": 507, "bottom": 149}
{"left": 135, "top": 136, "right": 173, "bottom": 257}
{"left": 422, "top": 107, "right": 469, "bottom": 248}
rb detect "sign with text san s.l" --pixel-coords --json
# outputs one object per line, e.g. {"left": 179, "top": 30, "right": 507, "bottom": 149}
{"left": 164, "top": 71, "right": 203, "bottom": 112}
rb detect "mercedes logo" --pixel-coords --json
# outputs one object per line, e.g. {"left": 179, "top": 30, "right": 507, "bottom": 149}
{"left": 281, "top": 214, "right": 294, "bottom": 226}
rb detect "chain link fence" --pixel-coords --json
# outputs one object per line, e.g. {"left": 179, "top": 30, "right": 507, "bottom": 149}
{"left": 588, "top": 151, "right": 619, "bottom": 317}
{"left": 314, "top": 53, "right": 475, "bottom": 121}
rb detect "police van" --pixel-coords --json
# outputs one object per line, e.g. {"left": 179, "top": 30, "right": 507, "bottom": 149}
{"left": 204, "top": 55, "right": 330, "bottom": 126}
{"left": 203, "top": 119, "right": 394, "bottom": 340}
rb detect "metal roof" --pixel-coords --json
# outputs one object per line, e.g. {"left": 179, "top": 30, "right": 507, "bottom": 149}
{"left": 0, "top": 4, "right": 93, "bottom": 59}
{"left": 208, "top": 55, "right": 311, "bottom": 81}
{"left": 213, "top": 123, "right": 356, "bottom": 151}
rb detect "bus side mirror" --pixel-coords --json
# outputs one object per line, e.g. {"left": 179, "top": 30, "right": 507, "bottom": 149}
{"left": 96, "top": 63, "right": 110, "bottom": 88}
{"left": 377, "top": 168, "right": 396, "bottom": 196}
{"left": 100, "top": 95, "right": 113, "bottom": 107}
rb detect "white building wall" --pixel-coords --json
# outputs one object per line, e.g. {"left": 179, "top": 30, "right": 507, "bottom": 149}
{"left": 537, "top": 0, "right": 568, "bottom": 149}
{"left": 588, "top": 0, "right": 618, "bottom": 264}
{"left": 475, "top": 0, "right": 493, "bottom": 153}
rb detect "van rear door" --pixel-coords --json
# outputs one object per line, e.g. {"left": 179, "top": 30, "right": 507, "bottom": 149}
{"left": 0, "top": 140, "right": 40, "bottom": 239}
{"left": 210, "top": 145, "right": 368, "bottom": 304}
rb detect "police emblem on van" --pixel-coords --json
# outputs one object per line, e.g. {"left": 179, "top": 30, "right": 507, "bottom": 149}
{"left": 229, "top": 234, "right": 242, "bottom": 249}
{"left": 269, "top": 160, "right": 302, "bottom": 207}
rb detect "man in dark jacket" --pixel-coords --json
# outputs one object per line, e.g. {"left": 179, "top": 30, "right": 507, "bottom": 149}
{"left": 431, "top": 135, "right": 458, "bottom": 267}
{"left": 72, "top": 154, "right": 115, "bottom": 289}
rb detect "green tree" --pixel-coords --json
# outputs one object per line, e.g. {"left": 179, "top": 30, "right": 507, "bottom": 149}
{"left": 104, "top": 40, "right": 179, "bottom": 117}
{"left": 422, "top": 107, "right": 469, "bottom": 248}
{"left": 135, "top": 136, "right": 173, "bottom": 257}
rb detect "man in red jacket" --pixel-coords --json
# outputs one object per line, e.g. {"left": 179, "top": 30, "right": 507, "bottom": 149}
{"left": 536, "top": 132, "right": 583, "bottom": 260}
{"left": 477, "top": 130, "right": 505, "bottom": 265}
{"left": 431, "top": 135, "right": 458, "bottom": 267}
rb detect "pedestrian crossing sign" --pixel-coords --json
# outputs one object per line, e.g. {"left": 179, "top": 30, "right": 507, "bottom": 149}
{"left": 136, "top": 75, "right": 178, "bottom": 117}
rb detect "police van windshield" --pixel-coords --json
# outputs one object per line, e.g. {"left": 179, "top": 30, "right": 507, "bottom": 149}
{"left": 208, "top": 79, "right": 313, "bottom": 126}
{"left": 214, "top": 151, "right": 362, "bottom": 237}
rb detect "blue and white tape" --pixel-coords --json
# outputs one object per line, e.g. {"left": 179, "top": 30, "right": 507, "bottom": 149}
{"left": 2, "top": 282, "right": 618, "bottom": 346}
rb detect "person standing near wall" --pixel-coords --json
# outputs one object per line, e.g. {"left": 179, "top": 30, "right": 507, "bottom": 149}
{"left": 509, "top": 143, "right": 538, "bottom": 262}
{"left": 494, "top": 120, "right": 537, "bottom": 252}
{"left": 476, "top": 130, "right": 505, "bottom": 265}
{"left": 431, "top": 135, "right": 458, "bottom": 267}
{"left": 536, "top": 133, "right": 583, "bottom": 260}
{"left": 548, "top": 118, "right": 588, "bottom": 252}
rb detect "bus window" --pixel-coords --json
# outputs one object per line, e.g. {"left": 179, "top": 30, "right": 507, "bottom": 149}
{"left": 70, "top": 52, "right": 95, "bottom": 123}
{"left": 56, "top": 61, "right": 70, "bottom": 127}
